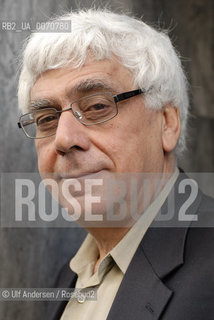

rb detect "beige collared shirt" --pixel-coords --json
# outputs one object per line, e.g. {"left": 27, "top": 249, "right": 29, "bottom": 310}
{"left": 60, "top": 169, "right": 179, "bottom": 320}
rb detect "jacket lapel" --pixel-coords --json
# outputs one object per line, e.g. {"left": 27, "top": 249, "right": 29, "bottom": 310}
{"left": 107, "top": 172, "right": 202, "bottom": 320}
{"left": 107, "top": 243, "right": 173, "bottom": 320}
{"left": 47, "top": 262, "right": 77, "bottom": 320}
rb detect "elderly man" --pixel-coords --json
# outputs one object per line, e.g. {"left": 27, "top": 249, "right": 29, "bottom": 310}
{"left": 17, "top": 9, "right": 214, "bottom": 320}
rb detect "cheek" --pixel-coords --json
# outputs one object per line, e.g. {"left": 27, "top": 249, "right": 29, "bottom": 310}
{"left": 101, "top": 121, "right": 146, "bottom": 171}
{"left": 110, "top": 112, "right": 162, "bottom": 171}
{"left": 36, "top": 141, "right": 56, "bottom": 172}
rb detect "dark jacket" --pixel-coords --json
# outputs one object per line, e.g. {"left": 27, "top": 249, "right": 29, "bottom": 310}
{"left": 47, "top": 173, "right": 214, "bottom": 319}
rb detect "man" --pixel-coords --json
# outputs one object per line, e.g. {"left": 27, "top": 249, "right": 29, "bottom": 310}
{"left": 17, "top": 9, "right": 214, "bottom": 319}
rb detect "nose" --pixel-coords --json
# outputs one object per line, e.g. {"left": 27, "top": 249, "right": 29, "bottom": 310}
{"left": 54, "top": 110, "right": 90, "bottom": 155}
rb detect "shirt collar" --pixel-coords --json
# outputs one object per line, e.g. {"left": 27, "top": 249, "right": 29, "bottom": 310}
{"left": 110, "top": 168, "right": 179, "bottom": 274}
{"left": 70, "top": 168, "right": 179, "bottom": 277}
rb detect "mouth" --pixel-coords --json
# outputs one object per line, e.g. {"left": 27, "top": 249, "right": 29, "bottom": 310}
{"left": 59, "top": 169, "right": 108, "bottom": 180}
{"left": 56, "top": 170, "right": 108, "bottom": 200}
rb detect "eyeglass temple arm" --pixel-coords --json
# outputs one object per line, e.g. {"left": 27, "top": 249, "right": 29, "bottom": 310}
{"left": 114, "top": 89, "right": 145, "bottom": 103}
{"left": 18, "top": 119, "right": 34, "bottom": 128}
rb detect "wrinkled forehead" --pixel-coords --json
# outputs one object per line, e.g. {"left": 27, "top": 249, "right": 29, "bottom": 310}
{"left": 30, "top": 57, "right": 135, "bottom": 103}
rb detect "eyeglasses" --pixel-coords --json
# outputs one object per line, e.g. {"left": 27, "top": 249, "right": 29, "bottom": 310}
{"left": 18, "top": 88, "right": 145, "bottom": 139}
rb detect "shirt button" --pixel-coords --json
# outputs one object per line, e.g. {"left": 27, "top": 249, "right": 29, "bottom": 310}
{"left": 77, "top": 293, "right": 86, "bottom": 304}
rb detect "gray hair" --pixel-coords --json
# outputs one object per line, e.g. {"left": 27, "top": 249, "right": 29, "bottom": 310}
{"left": 18, "top": 9, "right": 189, "bottom": 154}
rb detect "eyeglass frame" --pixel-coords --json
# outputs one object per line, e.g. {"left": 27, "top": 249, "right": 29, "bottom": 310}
{"left": 18, "top": 88, "right": 145, "bottom": 139}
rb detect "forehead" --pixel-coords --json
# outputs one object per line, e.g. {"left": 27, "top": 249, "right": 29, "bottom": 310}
{"left": 30, "top": 58, "right": 134, "bottom": 102}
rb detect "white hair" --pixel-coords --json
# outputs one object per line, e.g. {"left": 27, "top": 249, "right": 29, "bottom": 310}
{"left": 18, "top": 9, "right": 189, "bottom": 154}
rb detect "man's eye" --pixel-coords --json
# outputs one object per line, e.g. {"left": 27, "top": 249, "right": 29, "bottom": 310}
{"left": 36, "top": 115, "right": 57, "bottom": 126}
{"left": 86, "top": 104, "right": 109, "bottom": 111}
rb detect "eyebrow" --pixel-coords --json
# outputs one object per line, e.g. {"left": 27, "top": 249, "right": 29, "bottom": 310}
{"left": 65, "top": 78, "right": 118, "bottom": 99}
{"left": 29, "top": 99, "right": 60, "bottom": 111}
{"left": 29, "top": 78, "right": 118, "bottom": 111}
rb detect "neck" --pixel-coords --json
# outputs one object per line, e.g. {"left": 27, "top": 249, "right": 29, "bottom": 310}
{"left": 87, "top": 227, "right": 130, "bottom": 273}
{"left": 87, "top": 227, "right": 130, "bottom": 259}
{"left": 87, "top": 154, "right": 177, "bottom": 269}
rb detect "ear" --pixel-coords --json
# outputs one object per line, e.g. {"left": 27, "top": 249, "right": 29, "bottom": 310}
{"left": 161, "top": 105, "right": 181, "bottom": 153}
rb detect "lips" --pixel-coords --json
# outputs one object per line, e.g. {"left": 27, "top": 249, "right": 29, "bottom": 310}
{"left": 58, "top": 169, "right": 108, "bottom": 180}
